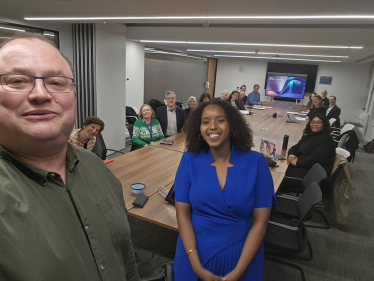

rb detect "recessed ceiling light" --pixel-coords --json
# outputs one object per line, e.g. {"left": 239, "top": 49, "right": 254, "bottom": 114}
{"left": 145, "top": 49, "right": 204, "bottom": 59}
{"left": 214, "top": 54, "right": 341, "bottom": 63}
{"left": 25, "top": 15, "right": 374, "bottom": 21}
{"left": 0, "top": 26, "right": 25, "bottom": 32}
{"left": 141, "top": 40, "right": 362, "bottom": 49}
{"left": 186, "top": 49, "right": 349, "bottom": 58}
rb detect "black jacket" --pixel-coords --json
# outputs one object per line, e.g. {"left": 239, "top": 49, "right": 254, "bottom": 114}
{"left": 326, "top": 105, "right": 341, "bottom": 128}
{"left": 155, "top": 106, "right": 186, "bottom": 136}
{"left": 337, "top": 130, "right": 359, "bottom": 162}
{"left": 306, "top": 106, "right": 327, "bottom": 120}
{"left": 288, "top": 131, "right": 336, "bottom": 176}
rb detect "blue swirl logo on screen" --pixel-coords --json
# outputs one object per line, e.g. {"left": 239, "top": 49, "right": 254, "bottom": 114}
{"left": 277, "top": 77, "right": 305, "bottom": 95}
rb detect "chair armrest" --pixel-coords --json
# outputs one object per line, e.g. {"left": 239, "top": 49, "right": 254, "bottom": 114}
{"left": 284, "top": 176, "right": 303, "bottom": 181}
{"left": 268, "top": 220, "right": 300, "bottom": 231}
{"left": 276, "top": 194, "right": 298, "bottom": 201}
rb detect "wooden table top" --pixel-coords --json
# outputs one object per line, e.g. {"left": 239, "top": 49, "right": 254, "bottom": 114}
{"left": 150, "top": 133, "right": 186, "bottom": 153}
{"left": 107, "top": 145, "right": 182, "bottom": 210}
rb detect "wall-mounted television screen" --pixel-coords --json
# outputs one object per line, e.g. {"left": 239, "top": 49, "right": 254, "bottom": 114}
{"left": 265, "top": 72, "right": 307, "bottom": 100}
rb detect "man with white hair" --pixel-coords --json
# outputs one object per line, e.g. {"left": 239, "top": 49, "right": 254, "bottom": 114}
{"left": 321, "top": 89, "right": 329, "bottom": 107}
{"left": 217, "top": 90, "right": 229, "bottom": 100}
{"left": 156, "top": 91, "right": 186, "bottom": 137}
{"left": 0, "top": 33, "right": 140, "bottom": 281}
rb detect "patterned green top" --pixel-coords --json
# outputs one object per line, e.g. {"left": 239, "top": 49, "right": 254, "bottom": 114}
{"left": 132, "top": 119, "right": 164, "bottom": 147}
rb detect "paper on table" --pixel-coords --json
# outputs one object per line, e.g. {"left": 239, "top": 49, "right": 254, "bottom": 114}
{"left": 252, "top": 107, "right": 265, "bottom": 110}
{"left": 295, "top": 117, "right": 306, "bottom": 121}
{"left": 287, "top": 111, "right": 299, "bottom": 115}
{"left": 239, "top": 110, "right": 249, "bottom": 115}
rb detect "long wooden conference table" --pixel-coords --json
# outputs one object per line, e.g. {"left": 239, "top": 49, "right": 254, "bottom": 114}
{"left": 107, "top": 101, "right": 305, "bottom": 231}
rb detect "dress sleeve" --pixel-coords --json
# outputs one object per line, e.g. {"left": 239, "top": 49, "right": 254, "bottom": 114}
{"left": 174, "top": 152, "right": 192, "bottom": 203}
{"left": 254, "top": 154, "right": 277, "bottom": 208}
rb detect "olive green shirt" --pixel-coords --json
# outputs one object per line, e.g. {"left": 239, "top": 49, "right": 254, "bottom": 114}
{"left": 0, "top": 144, "right": 140, "bottom": 281}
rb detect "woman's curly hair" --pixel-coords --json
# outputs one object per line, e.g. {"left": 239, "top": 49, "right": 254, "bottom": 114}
{"left": 183, "top": 99, "right": 253, "bottom": 154}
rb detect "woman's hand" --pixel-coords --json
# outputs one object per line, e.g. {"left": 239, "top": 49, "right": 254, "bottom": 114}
{"left": 287, "top": 155, "right": 297, "bottom": 166}
{"left": 197, "top": 268, "right": 225, "bottom": 281}
{"left": 223, "top": 269, "right": 241, "bottom": 281}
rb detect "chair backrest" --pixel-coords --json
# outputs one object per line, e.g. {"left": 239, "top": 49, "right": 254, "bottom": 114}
{"left": 91, "top": 133, "right": 107, "bottom": 160}
{"left": 297, "top": 182, "right": 322, "bottom": 225}
{"left": 336, "top": 147, "right": 350, "bottom": 159}
{"left": 175, "top": 101, "right": 184, "bottom": 109}
{"left": 149, "top": 99, "right": 165, "bottom": 113}
{"left": 125, "top": 106, "right": 139, "bottom": 125}
{"left": 329, "top": 118, "right": 336, "bottom": 127}
{"left": 340, "top": 124, "right": 355, "bottom": 135}
{"left": 301, "top": 163, "right": 327, "bottom": 192}
{"left": 337, "top": 134, "right": 350, "bottom": 148}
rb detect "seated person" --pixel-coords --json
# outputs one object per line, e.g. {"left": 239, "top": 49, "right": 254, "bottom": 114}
{"left": 306, "top": 92, "right": 317, "bottom": 110}
{"left": 68, "top": 116, "right": 104, "bottom": 151}
{"left": 184, "top": 96, "right": 197, "bottom": 118}
{"left": 156, "top": 91, "right": 186, "bottom": 137}
{"left": 228, "top": 90, "right": 243, "bottom": 109}
{"left": 199, "top": 92, "right": 212, "bottom": 105}
{"left": 286, "top": 113, "right": 336, "bottom": 179}
{"left": 239, "top": 90, "right": 246, "bottom": 109}
{"left": 215, "top": 90, "right": 229, "bottom": 100}
{"left": 245, "top": 84, "right": 263, "bottom": 106}
{"left": 321, "top": 89, "right": 329, "bottom": 107}
{"left": 240, "top": 85, "right": 248, "bottom": 104}
{"left": 132, "top": 104, "right": 164, "bottom": 147}
{"left": 305, "top": 95, "right": 327, "bottom": 121}
{"left": 326, "top": 95, "right": 341, "bottom": 128}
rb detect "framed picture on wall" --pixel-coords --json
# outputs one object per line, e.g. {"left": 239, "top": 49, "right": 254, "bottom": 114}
{"left": 319, "top": 76, "right": 332, "bottom": 85}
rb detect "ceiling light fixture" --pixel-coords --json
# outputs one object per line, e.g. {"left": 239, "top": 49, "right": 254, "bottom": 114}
{"left": 0, "top": 26, "right": 25, "bottom": 32}
{"left": 25, "top": 15, "right": 374, "bottom": 21}
{"left": 186, "top": 49, "right": 349, "bottom": 58}
{"left": 214, "top": 54, "right": 341, "bottom": 63}
{"left": 145, "top": 49, "right": 204, "bottom": 59}
{"left": 141, "top": 40, "right": 362, "bottom": 49}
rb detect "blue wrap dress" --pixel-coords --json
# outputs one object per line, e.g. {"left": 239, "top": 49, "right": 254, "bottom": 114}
{"left": 173, "top": 147, "right": 276, "bottom": 280}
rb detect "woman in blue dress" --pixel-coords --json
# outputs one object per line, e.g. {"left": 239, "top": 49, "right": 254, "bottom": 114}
{"left": 174, "top": 99, "right": 276, "bottom": 281}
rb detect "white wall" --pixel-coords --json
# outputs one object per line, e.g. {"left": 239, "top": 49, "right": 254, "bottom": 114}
{"left": 215, "top": 58, "right": 372, "bottom": 130}
{"left": 126, "top": 41, "right": 145, "bottom": 111}
{"left": 96, "top": 24, "right": 127, "bottom": 150}
{"left": 215, "top": 58, "right": 268, "bottom": 98}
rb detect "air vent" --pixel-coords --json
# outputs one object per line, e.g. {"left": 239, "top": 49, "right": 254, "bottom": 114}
{"left": 355, "top": 54, "right": 374, "bottom": 63}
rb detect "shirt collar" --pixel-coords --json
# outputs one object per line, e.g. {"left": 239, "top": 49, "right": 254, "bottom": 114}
{"left": 0, "top": 144, "right": 79, "bottom": 186}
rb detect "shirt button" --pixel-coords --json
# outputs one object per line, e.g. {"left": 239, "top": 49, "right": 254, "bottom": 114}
{"left": 50, "top": 173, "right": 55, "bottom": 178}
{"left": 85, "top": 225, "right": 89, "bottom": 230}
{"left": 100, "top": 264, "right": 105, "bottom": 270}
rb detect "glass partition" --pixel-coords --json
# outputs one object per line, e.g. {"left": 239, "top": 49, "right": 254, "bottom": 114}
{"left": 0, "top": 22, "right": 59, "bottom": 47}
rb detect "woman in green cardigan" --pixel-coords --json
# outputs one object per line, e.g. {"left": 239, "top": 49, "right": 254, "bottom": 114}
{"left": 132, "top": 104, "right": 164, "bottom": 147}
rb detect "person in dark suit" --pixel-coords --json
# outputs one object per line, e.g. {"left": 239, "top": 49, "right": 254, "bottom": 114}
{"left": 321, "top": 89, "right": 329, "bottom": 107}
{"left": 326, "top": 95, "right": 341, "bottom": 128}
{"left": 156, "top": 91, "right": 186, "bottom": 137}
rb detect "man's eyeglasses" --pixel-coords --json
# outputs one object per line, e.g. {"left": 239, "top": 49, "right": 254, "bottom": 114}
{"left": 0, "top": 74, "right": 75, "bottom": 93}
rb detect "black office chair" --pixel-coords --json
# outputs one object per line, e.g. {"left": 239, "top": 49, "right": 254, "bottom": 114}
{"left": 277, "top": 163, "right": 330, "bottom": 229}
{"left": 175, "top": 101, "right": 183, "bottom": 109}
{"left": 264, "top": 182, "right": 322, "bottom": 281}
{"left": 282, "top": 163, "right": 327, "bottom": 194}
{"left": 92, "top": 133, "right": 124, "bottom": 160}
{"left": 142, "top": 262, "right": 173, "bottom": 281}
{"left": 149, "top": 99, "right": 165, "bottom": 114}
